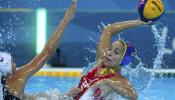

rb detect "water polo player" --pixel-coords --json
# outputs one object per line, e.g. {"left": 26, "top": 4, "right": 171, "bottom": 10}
{"left": 67, "top": 0, "right": 164, "bottom": 99}
{"left": 67, "top": 19, "right": 145, "bottom": 100}
{"left": 0, "top": 0, "right": 77, "bottom": 99}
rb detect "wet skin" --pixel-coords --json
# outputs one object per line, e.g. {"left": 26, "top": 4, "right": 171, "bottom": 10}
{"left": 68, "top": 19, "right": 146, "bottom": 100}
{"left": 4, "top": 0, "right": 77, "bottom": 99}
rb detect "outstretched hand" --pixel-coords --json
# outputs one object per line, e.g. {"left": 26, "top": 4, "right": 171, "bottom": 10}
{"left": 138, "top": 19, "right": 154, "bottom": 25}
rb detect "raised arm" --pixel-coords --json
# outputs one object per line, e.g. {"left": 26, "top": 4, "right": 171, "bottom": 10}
{"left": 97, "top": 19, "right": 145, "bottom": 63}
{"left": 18, "top": 0, "right": 77, "bottom": 78}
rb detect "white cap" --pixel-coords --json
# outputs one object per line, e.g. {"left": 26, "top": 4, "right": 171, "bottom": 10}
{"left": 0, "top": 52, "right": 12, "bottom": 75}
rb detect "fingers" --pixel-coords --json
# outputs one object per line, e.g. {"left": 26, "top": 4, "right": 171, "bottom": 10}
{"left": 138, "top": 19, "right": 154, "bottom": 25}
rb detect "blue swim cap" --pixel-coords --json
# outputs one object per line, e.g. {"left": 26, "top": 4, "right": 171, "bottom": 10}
{"left": 119, "top": 40, "right": 137, "bottom": 66}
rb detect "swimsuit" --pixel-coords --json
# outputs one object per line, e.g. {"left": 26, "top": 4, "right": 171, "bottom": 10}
{"left": 73, "top": 66, "right": 120, "bottom": 100}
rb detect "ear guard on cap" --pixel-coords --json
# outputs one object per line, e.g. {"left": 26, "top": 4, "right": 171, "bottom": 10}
{"left": 0, "top": 52, "right": 12, "bottom": 75}
{"left": 119, "top": 40, "right": 137, "bottom": 66}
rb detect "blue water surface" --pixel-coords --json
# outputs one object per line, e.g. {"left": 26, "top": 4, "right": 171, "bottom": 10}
{"left": 25, "top": 76, "right": 175, "bottom": 100}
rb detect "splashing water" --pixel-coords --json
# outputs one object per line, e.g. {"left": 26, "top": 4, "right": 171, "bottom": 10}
{"left": 0, "top": 9, "right": 168, "bottom": 99}
{"left": 81, "top": 23, "right": 167, "bottom": 100}
{"left": 0, "top": 13, "right": 19, "bottom": 100}
{"left": 0, "top": 20, "right": 167, "bottom": 100}
{"left": 0, "top": 74, "right": 3, "bottom": 100}
{"left": 138, "top": 24, "right": 167, "bottom": 100}
{"left": 121, "top": 24, "right": 167, "bottom": 100}
{"left": 24, "top": 89, "right": 72, "bottom": 100}
{"left": 152, "top": 24, "right": 167, "bottom": 69}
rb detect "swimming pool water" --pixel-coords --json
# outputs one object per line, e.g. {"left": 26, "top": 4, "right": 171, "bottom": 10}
{"left": 25, "top": 76, "right": 80, "bottom": 94}
{"left": 25, "top": 76, "right": 175, "bottom": 100}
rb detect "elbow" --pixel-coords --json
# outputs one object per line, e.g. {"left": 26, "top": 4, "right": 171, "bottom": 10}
{"left": 103, "top": 24, "right": 123, "bottom": 36}
{"left": 102, "top": 26, "right": 112, "bottom": 36}
{"left": 129, "top": 92, "right": 138, "bottom": 100}
{"left": 102, "top": 26, "right": 118, "bottom": 36}
{"left": 125, "top": 88, "right": 138, "bottom": 100}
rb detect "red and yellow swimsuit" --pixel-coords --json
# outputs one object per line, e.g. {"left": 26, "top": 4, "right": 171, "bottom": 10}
{"left": 73, "top": 66, "right": 121, "bottom": 100}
